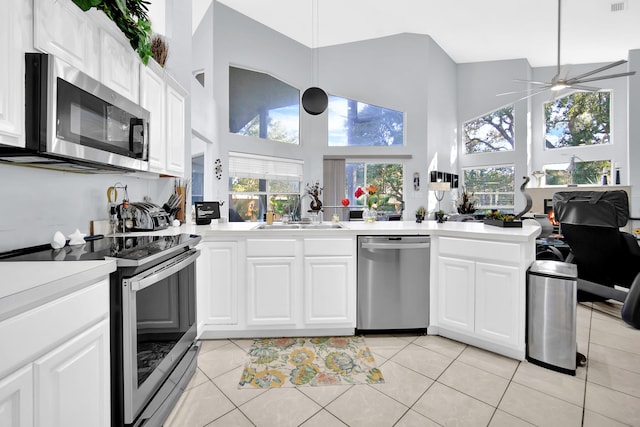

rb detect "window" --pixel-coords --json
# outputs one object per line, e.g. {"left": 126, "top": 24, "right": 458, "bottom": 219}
{"left": 345, "top": 161, "right": 404, "bottom": 212}
{"left": 463, "top": 166, "right": 515, "bottom": 211}
{"left": 328, "top": 96, "right": 404, "bottom": 146}
{"left": 463, "top": 106, "right": 514, "bottom": 154}
{"left": 228, "top": 178, "right": 300, "bottom": 221}
{"left": 545, "top": 91, "right": 611, "bottom": 149}
{"left": 544, "top": 160, "right": 611, "bottom": 186}
{"left": 227, "top": 153, "right": 303, "bottom": 221}
{"left": 191, "top": 154, "right": 204, "bottom": 203}
{"left": 229, "top": 66, "right": 300, "bottom": 144}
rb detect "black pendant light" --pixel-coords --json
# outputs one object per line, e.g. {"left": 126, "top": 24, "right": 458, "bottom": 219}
{"left": 302, "top": 0, "right": 327, "bottom": 115}
{"left": 302, "top": 87, "right": 328, "bottom": 115}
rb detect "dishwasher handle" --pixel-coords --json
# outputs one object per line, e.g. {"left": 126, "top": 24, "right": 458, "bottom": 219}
{"left": 361, "top": 242, "right": 430, "bottom": 250}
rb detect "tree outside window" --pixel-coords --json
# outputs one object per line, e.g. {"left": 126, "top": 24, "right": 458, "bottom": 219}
{"left": 545, "top": 91, "right": 611, "bottom": 149}
{"left": 463, "top": 166, "right": 515, "bottom": 211}
{"left": 544, "top": 160, "right": 611, "bottom": 185}
{"left": 345, "top": 162, "right": 403, "bottom": 213}
{"left": 329, "top": 96, "right": 404, "bottom": 147}
{"left": 228, "top": 178, "right": 300, "bottom": 221}
{"left": 463, "top": 106, "right": 514, "bottom": 154}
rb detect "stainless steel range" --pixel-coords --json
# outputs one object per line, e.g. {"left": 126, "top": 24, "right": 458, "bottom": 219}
{"left": 109, "top": 234, "right": 201, "bottom": 427}
{"left": 0, "top": 233, "right": 202, "bottom": 426}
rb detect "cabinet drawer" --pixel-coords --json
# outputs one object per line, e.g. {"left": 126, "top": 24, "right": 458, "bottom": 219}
{"left": 304, "top": 238, "right": 353, "bottom": 256}
{"left": 247, "top": 239, "right": 297, "bottom": 257}
{"left": 0, "top": 279, "right": 109, "bottom": 378}
{"left": 439, "top": 237, "right": 520, "bottom": 264}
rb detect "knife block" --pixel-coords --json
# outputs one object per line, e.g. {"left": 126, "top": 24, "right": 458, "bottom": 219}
{"left": 175, "top": 186, "right": 186, "bottom": 223}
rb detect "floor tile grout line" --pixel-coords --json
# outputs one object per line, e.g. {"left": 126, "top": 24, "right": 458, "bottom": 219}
{"left": 580, "top": 303, "right": 593, "bottom": 427}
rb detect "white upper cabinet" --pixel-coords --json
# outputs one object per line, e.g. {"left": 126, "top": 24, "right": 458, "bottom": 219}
{"left": 0, "top": 0, "right": 31, "bottom": 148}
{"left": 33, "top": 0, "right": 99, "bottom": 79}
{"left": 140, "top": 61, "right": 167, "bottom": 173}
{"left": 165, "top": 78, "right": 186, "bottom": 177}
{"left": 140, "top": 61, "right": 186, "bottom": 177}
{"left": 98, "top": 25, "right": 140, "bottom": 102}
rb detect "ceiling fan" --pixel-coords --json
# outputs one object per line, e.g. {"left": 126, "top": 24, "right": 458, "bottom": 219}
{"left": 498, "top": 0, "right": 636, "bottom": 100}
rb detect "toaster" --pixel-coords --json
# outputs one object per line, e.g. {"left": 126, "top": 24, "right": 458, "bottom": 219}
{"left": 129, "top": 202, "right": 171, "bottom": 231}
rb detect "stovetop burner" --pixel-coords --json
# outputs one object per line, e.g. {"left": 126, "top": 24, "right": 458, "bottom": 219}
{"left": 0, "top": 234, "right": 201, "bottom": 267}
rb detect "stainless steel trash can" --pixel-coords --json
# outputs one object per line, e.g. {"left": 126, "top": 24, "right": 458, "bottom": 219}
{"left": 526, "top": 260, "right": 578, "bottom": 375}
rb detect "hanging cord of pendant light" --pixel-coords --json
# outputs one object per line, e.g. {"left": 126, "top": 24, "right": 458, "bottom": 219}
{"left": 302, "top": 0, "right": 328, "bottom": 115}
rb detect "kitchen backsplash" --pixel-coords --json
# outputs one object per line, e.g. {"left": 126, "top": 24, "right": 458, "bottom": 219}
{"left": 0, "top": 164, "right": 174, "bottom": 251}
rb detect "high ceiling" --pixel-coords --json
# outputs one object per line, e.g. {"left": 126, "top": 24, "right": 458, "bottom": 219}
{"left": 216, "top": 0, "right": 640, "bottom": 68}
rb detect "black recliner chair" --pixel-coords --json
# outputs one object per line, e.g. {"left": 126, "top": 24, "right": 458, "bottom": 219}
{"left": 553, "top": 190, "right": 640, "bottom": 328}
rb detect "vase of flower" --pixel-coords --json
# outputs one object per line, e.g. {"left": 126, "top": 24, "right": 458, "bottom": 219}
{"left": 363, "top": 207, "right": 377, "bottom": 223}
{"left": 355, "top": 185, "right": 379, "bottom": 222}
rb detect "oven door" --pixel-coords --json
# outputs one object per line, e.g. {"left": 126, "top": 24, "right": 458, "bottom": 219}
{"left": 121, "top": 248, "right": 199, "bottom": 424}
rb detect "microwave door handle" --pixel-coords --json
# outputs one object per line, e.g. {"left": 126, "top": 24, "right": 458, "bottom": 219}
{"left": 129, "top": 117, "right": 144, "bottom": 155}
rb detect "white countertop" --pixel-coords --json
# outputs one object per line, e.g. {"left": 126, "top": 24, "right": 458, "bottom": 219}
{"left": 178, "top": 219, "right": 541, "bottom": 243}
{"left": 0, "top": 260, "right": 116, "bottom": 321}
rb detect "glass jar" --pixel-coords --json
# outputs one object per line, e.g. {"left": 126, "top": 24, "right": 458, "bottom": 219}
{"left": 363, "top": 207, "right": 377, "bottom": 223}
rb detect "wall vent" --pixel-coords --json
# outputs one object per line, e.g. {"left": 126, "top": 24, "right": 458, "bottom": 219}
{"left": 610, "top": 1, "right": 626, "bottom": 12}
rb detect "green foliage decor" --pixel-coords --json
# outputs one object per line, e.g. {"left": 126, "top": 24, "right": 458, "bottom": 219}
{"left": 72, "top": 0, "right": 153, "bottom": 64}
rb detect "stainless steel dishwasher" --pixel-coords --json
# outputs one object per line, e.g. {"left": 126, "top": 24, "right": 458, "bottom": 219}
{"left": 357, "top": 235, "right": 430, "bottom": 332}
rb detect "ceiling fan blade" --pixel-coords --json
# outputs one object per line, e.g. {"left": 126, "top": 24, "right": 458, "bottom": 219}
{"left": 569, "top": 71, "right": 636, "bottom": 85}
{"left": 515, "top": 87, "right": 553, "bottom": 102}
{"left": 568, "top": 84, "right": 601, "bottom": 92}
{"left": 566, "top": 60, "right": 628, "bottom": 83}
{"left": 513, "top": 79, "right": 553, "bottom": 86}
{"left": 496, "top": 86, "right": 551, "bottom": 96}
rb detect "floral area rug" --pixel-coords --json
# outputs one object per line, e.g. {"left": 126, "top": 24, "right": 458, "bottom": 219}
{"left": 238, "top": 336, "right": 384, "bottom": 389}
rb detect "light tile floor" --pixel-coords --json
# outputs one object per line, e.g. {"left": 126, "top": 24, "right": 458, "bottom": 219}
{"left": 165, "top": 303, "right": 640, "bottom": 426}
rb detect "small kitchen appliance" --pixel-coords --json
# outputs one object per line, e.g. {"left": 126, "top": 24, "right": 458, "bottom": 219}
{"left": 0, "top": 53, "right": 150, "bottom": 172}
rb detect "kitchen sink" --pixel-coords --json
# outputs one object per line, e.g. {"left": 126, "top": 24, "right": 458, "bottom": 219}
{"left": 253, "top": 223, "right": 345, "bottom": 230}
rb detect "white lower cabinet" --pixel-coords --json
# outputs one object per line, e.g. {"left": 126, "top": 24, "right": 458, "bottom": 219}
{"left": 475, "top": 262, "right": 520, "bottom": 345}
{"left": 198, "top": 242, "right": 238, "bottom": 326}
{"left": 0, "top": 278, "right": 110, "bottom": 427}
{"left": 0, "top": 366, "right": 33, "bottom": 427}
{"left": 437, "top": 256, "right": 475, "bottom": 333}
{"left": 246, "top": 257, "right": 298, "bottom": 326}
{"left": 434, "top": 236, "right": 530, "bottom": 359}
{"left": 198, "top": 236, "right": 355, "bottom": 337}
{"left": 303, "top": 238, "right": 355, "bottom": 328}
{"left": 34, "top": 319, "right": 109, "bottom": 427}
{"left": 303, "top": 257, "right": 353, "bottom": 326}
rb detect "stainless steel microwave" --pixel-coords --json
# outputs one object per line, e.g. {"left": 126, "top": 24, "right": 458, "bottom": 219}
{"left": 4, "top": 53, "right": 150, "bottom": 172}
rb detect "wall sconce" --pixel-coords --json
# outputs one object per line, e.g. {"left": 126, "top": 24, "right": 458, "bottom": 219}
{"left": 429, "top": 181, "right": 451, "bottom": 212}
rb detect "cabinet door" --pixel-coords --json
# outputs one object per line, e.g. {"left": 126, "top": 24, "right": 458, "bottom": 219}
{"left": 99, "top": 28, "right": 140, "bottom": 102}
{"left": 140, "top": 63, "right": 167, "bottom": 173}
{"left": 33, "top": 0, "right": 98, "bottom": 78}
{"left": 246, "top": 257, "right": 297, "bottom": 326}
{"left": 475, "top": 262, "right": 520, "bottom": 346}
{"left": 35, "top": 319, "right": 110, "bottom": 427}
{"left": 0, "top": 0, "right": 29, "bottom": 147}
{"left": 200, "top": 242, "right": 238, "bottom": 325}
{"left": 0, "top": 366, "right": 33, "bottom": 427}
{"left": 165, "top": 81, "right": 186, "bottom": 177}
{"left": 437, "top": 256, "right": 475, "bottom": 332}
{"left": 303, "top": 256, "right": 355, "bottom": 326}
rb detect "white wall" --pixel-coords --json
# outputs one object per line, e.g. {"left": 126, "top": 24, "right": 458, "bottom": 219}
{"left": 208, "top": 2, "right": 458, "bottom": 218}
{"left": 0, "top": 164, "right": 173, "bottom": 251}
{"left": 457, "top": 58, "right": 633, "bottom": 215}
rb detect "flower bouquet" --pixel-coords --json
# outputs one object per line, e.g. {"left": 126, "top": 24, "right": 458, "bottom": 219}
{"left": 355, "top": 185, "right": 378, "bottom": 222}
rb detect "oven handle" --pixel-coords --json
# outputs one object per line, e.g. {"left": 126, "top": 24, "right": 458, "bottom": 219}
{"left": 125, "top": 249, "right": 200, "bottom": 292}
